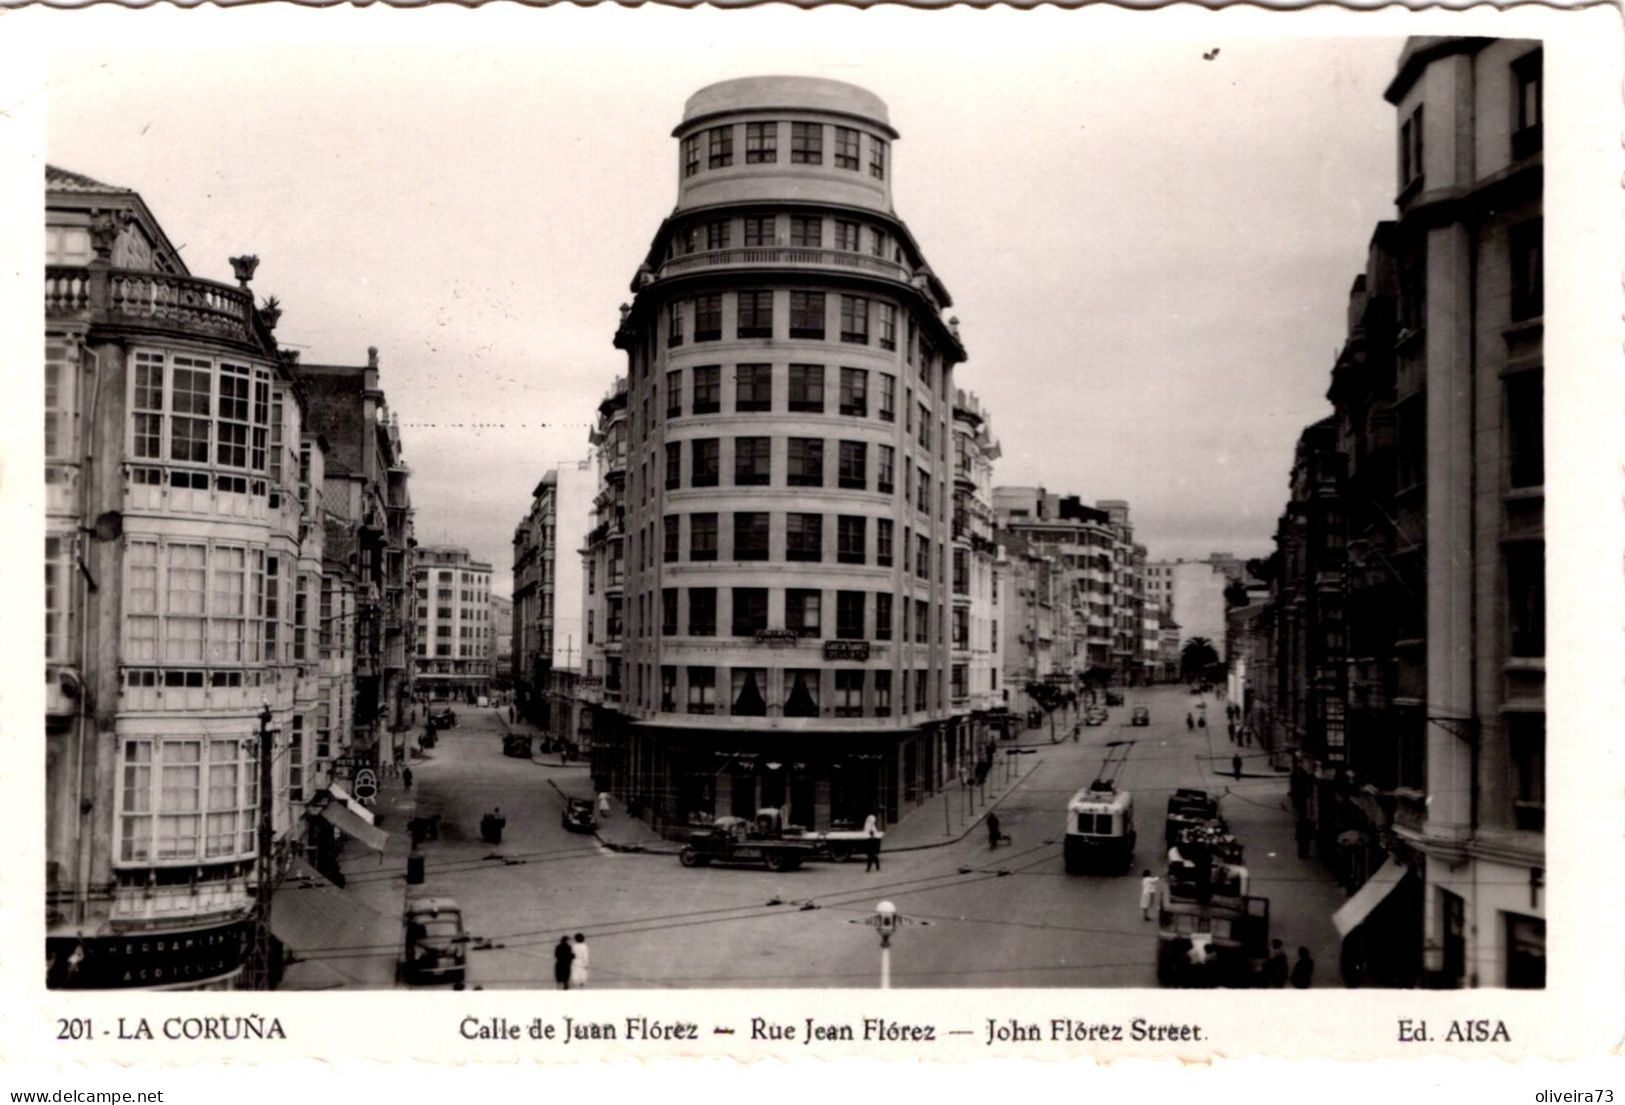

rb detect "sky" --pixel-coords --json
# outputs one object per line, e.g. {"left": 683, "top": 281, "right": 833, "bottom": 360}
{"left": 38, "top": 7, "right": 1403, "bottom": 596}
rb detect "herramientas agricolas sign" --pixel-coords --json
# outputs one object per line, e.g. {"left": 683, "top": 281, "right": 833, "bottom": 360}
{"left": 47, "top": 917, "right": 253, "bottom": 989}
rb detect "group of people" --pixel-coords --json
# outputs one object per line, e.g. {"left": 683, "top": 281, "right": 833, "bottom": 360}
{"left": 1139, "top": 870, "right": 1316, "bottom": 987}
{"left": 553, "top": 933, "right": 590, "bottom": 989}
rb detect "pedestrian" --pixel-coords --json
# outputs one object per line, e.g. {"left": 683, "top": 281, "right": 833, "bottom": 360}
{"left": 508, "top": 705, "right": 515, "bottom": 724}
{"left": 1197, "top": 713, "right": 1206, "bottom": 728}
{"left": 1291, "top": 946, "right": 1314, "bottom": 989}
{"left": 1231, "top": 754, "right": 1242, "bottom": 780}
{"left": 1266, "top": 939, "right": 1289, "bottom": 987}
{"left": 1186, "top": 712, "right": 1194, "bottom": 731}
{"left": 489, "top": 807, "right": 505, "bottom": 844}
{"left": 863, "top": 812, "right": 881, "bottom": 871}
{"left": 1139, "top": 869, "right": 1160, "bottom": 921}
{"left": 570, "top": 933, "right": 590, "bottom": 990}
{"left": 553, "top": 936, "right": 574, "bottom": 991}
{"left": 597, "top": 791, "right": 611, "bottom": 819}
{"left": 986, "top": 810, "right": 1002, "bottom": 850}
{"left": 402, "top": 766, "right": 413, "bottom": 790}
{"left": 1228, "top": 720, "right": 1237, "bottom": 743}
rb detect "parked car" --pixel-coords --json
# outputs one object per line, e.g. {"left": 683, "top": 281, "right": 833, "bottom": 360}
{"left": 561, "top": 798, "right": 597, "bottom": 833}
{"left": 400, "top": 897, "right": 467, "bottom": 986}
{"left": 1085, "top": 706, "right": 1109, "bottom": 726}
{"left": 1131, "top": 706, "right": 1150, "bottom": 726}
{"left": 427, "top": 707, "right": 457, "bottom": 731}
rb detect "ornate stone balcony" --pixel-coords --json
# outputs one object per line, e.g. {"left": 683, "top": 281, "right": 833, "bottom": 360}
{"left": 46, "top": 265, "right": 258, "bottom": 347}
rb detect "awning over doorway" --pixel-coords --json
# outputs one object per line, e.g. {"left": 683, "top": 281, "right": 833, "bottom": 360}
{"left": 1332, "top": 858, "right": 1409, "bottom": 938}
{"left": 320, "top": 801, "right": 388, "bottom": 852}
{"left": 326, "top": 783, "right": 376, "bottom": 825}
{"left": 269, "top": 860, "right": 393, "bottom": 952}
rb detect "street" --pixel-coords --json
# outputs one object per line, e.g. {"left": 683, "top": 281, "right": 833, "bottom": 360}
{"left": 282, "top": 686, "right": 1347, "bottom": 989}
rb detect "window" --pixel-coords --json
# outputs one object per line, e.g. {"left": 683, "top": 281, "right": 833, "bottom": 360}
{"left": 916, "top": 467, "right": 931, "bottom": 515}
{"left": 668, "top": 302, "right": 685, "bottom": 347}
{"left": 736, "top": 291, "right": 773, "bottom": 339}
{"left": 836, "top": 590, "right": 865, "bottom": 639}
{"left": 787, "top": 513, "right": 822, "bottom": 562}
{"left": 914, "top": 669, "right": 929, "bottom": 713}
{"left": 707, "top": 125, "right": 733, "bottom": 169}
{"left": 690, "top": 513, "right": 718, "bottom": 561}
{"left": 1505, "top": 913, "right": 1545, "bottom": 989}
{"left": 877, "top": 445, "right": 896, "bottom": 494}
{"left": 837, "top": 515, "right": 866, "bottom": 564}
{"left": 732, "top": 588, "right": 769, "bottom": 636}
{"left": 914, "top": 599, "right": 929, "bottom": 644}
{"left": 874, "top": 669, "right": 892, "bottom": 716}
{"left": 662, "top": 588, "right": 679, "bottom": 635}
{"left": 689, "top": 587, "right": 717, "bottom": 636}
{"left": 1507, "top": 541, "right": 1545, "bottom": 657}
{"left": 951, "top": 664, "right": 968, "bottom": 701}
{"left": 870, "top": 226, "right": 889, "bottom": 259}
{"left": 788, "top": 364, "right": 824, "bottom": 412}
{"left": 666, "top": 370, "right": 683, "bottom": 417}
{"left": 835, "top": 220, "right": 861, "bottom": 252}
{"left": 673, "top": 225, "right": 697, "bottom": 256}
{"left": 120, "top": 736, "right": 256, "bottom": 864}
{"left": 784, "top": 669, "right": 820, "bottom": 717}
{"left": 954, "top": 548, "right": 969, "bottom": 595}
{"left": 1506, "top": 713, "right": 1545, "bottom": 831}
{"left": 693, "top": 365, "right": 720, "bottom": 413}
{"left": 786, "top": 589, "right": 821, "bottom": 637}
{"left": 875, "top": 592, "right": 893, "bottom": 641}
{"left": 1399, "top": 104, "right": 1424, "bottom": 190}
{"left": 45, "top": 339, "right": 76, "bottom": 462}
{"left": 694, "top": 295, "right": 723, "bottom": 342}
{"left": 734, "top": 512, "right": 770, "bottom": 561}
{"left": 878, "top": 303, "right": 897, "bottom": 351}
{"left": 838, "top": 441, "right": 867, "bottom": 490}
{"left": 789, "top": 216, "right": 821, "bottom": 248}
{"left": 744, "top": 216, "right": 774, "bottom": 247}
{"left": 665, "top": 441, "right": 681, "bottom": 489}
{"left": 1503, "top": 368, "right": 1548, "bottom": 493}
{"left": 45, "top": 536, "right": 68, "bottom": 662}
{"left": 735, "top": 436, "right": 771, "bottom": 485}
{"left": 789, "top": 291, "right": 825, "bottom": 339}
{"left": 870, "top": 137, "right": 888, "bottom": 179}
{"left": 840, "top": 296, "right": 870, "bottom": 344}
{"left": 787, "top": 438, "right": 823, "bottom": 487}
{"left": 918, "top": 402, "right": 932, "bottom": 449}
{"left": 735, "top": 364, "right": 772, "bottom": 412}
{"left": 878, "top": 373, "right": 896, "bottom": 422}
{"left": 838, "top": 367, "right": 868, "bottom": 417}
{"left": 687, "top": 666, "right": 716, "bottom": 713}
{"left": 706, "top": 220, "right": 731, "bottom": 251}
{"left": 689, "top": 438, "right": 721, "bottom": 489}
{"left": 745, "top": 121, "right": 777, "bottom": 163}
{"left": 682, "top": 135, "right": 700, "bottom": 177}
{"left": 663, "top": 515, "right": 679, "bottom": 562}
{"left": 829, "top": 125, "right": 861, "bottom": 170}
{"left": 877, "top": 518, "right": 894, "bottom": 567}
{"left": 1513, "top": 50, "right": 1542, "bottom": 159}
{"left": 915, "top": 534, "right": 930, "bottom": 579}
{"left": 45, "top": 226, "right": 92, "bottom": 266}
{"left": 834, "top": 669, "right": 864, "bottom": 717}
{"left": 130, "top": 351, "right": 164, "bottom": 460}
{"left": 660, "top": 665, "right": 678, "bottom": 711}
{"left": 791, "top": 122, "right": 822, "bottom": 164}
{"left": 1510, "top": 219, "right": 1543, "bottom": 322}
{"left": 169, "top": 358, "right": 214, "bottom": 465}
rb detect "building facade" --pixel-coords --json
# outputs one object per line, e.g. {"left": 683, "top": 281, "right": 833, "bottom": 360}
{"left": 950, "top": 389, "right": 1004, "bottom": 758}
{"left": 1267, "top": 37, "right": 1545, "bottom": 989}
{"left": 413, "top": 545, "right": 494, "bottom": 702}
{"left": 511, "top": 458, "right": 594, "bottom": 730}
{"left": 44, "top": 167, "right": 322, "bottom": 989}
{"left": 587, "top": 76, "right": 971, "bottom": 829}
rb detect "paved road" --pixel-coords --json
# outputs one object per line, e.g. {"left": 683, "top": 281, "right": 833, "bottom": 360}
{"left": 306, "top": 687, "right": 1346, "bottom": 989}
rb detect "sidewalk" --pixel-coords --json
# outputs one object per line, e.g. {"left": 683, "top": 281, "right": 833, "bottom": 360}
{"left": 494, "top": 709, "right": 594, "bottom": 772}
{"left": 881, "top": 752, "right": 1044, "bottom": 851}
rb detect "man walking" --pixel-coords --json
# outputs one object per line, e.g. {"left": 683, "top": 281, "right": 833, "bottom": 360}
{"left": 1231, "top": 753, "right": 1242, "bottom": 780}
{"left": 1291, "top": 946, "right": 1315, "bottom": 989}
{"left": 1139, "top": 869, "right": 1160, "bottom": 920}
{"left": 863, "top": 813, "right": 881, "bottom": 871}
{"left": 570, "top": 933, "right": 590, "bottom": 990}
{"left": 986, "top": 810, "right": 1002, "bottom": 850}
{"left": 553, "top": 936, "right": 573, "bottom": 991}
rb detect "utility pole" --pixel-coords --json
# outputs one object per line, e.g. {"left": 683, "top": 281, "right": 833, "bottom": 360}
{"left": 246, "top": 702, "right": 277, "bottom": 990}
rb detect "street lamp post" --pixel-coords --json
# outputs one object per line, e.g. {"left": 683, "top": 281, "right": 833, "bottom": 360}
{"left": 245, "top": 701, "right": 278, "bottom": 990}
{"left": 874, "top": 900, "right": 896, "bottom": 990}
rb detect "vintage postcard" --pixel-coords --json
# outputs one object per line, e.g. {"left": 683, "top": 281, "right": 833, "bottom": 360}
{"left": 0, "top": 0, "right": 1620, "bottom": 1092}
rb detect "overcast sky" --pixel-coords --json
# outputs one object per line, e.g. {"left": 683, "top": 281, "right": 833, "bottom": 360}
{"left": 42, "top": 8, "right": 1402, "bottom": 595}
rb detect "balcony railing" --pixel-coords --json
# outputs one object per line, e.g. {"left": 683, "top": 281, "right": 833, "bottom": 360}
{"left": 658, "top": 247, "right": 910, "bottom": 283}
{"left": 47, "top": 266, "right": 258, "bottom": 346}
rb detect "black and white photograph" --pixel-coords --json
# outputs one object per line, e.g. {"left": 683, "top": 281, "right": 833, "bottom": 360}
{"left": 9, "top": 1, "right": 1622, "bottom": 1077}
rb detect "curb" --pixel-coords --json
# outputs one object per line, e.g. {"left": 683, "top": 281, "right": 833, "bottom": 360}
{"left": 881, "top": 757, "right": 1044, "bottom": 853}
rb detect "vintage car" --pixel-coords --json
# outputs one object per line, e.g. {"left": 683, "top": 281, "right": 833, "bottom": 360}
{"left": 561, "top": 797, "right": 597, "bottom": 833}
{"left": 679, "top": 815, "right": 817, "bottom": 872}
{"left": 1084, "top": 706, "right": 1109, "bottom": 726}
{"left": 1131, "top": 706, "right": 1150, "bottom": 726}
{"left": 427, "top": 707, "right": 458, "bottom": 731}
{"left": 401, "top": 897, "right": 467, "bottom": 986}
{"left": 501, "top": 734, "right": 531, "bottom": 758}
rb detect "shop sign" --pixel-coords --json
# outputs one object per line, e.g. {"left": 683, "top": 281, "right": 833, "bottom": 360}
{"left": 46, "top": 917, "right": 253, "bottom": 990}
{"left": 754, "top": 629, "right": 799, "bottom": 646}
{"left": 823, "top": 640, "right": 871, "bottom": 661}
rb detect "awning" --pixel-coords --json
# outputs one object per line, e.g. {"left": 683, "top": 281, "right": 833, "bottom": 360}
{"left": 269, "top": 860, "right": 394, "bottom": 952}
{"left": 326, "top": 783, "right": 376, "bottom": 826}
{"left": 1332, "top": 859, "right": 1408, "bottom": 938}
{"left": 320, "top": 801, "right": 388, "bottom": 852}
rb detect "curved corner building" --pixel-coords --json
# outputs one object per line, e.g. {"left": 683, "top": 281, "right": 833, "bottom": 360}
{"left": 593, "top": 76, "right": 970, "bottom": 828}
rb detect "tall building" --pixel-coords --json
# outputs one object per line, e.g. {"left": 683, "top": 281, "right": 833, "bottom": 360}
{"left": 297, "top": 349, "right": 418, "bottom": 767}
{"left": 950, "top": 389, "right": 1003, "bottom": 758}
{"left": 512, "top": 458, "right": 595, "bottom": 741}
{"left": 1269, "top": 37, "right": 1544, "bottom": 988}
{"left": 588, "top": 76, "right": 970, "bottom": 828}
{"left": 43, "top": 167, "right": 326, "bottom": 988}
{"left": 413, "top": 545, "right": 493, "bottom": 702}
{"left": 490, "top": 593, "right": 513, "bottom": 688}
{"left": 997, "top": 533, "right": 1063, "bottom": 725}
{"left": 1147, "top": 556, "right": 1241, "bottom": 658}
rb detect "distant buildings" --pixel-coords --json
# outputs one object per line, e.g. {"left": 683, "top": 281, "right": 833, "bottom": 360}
{"left": 413, "top": 545, "right": 493, "bottom": 702}
{"left": 1254, "top": 36, "right": 1545, "bottom": 989}
{"left": 1146, "top": 553, "right": 1249, "bottom": 657}
{"left": 511, "top": 458, "right": 595, "bottom": 740}
{"left": 43, "top": 167, "right": 413, "bottom": 989}
{"left": 490, "top": 593, "right": 513, "bottom": 685}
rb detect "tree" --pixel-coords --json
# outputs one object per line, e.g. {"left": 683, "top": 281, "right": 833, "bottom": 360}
{"left": 1181, "top": 637, "right": 1220, "bottom": 680}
